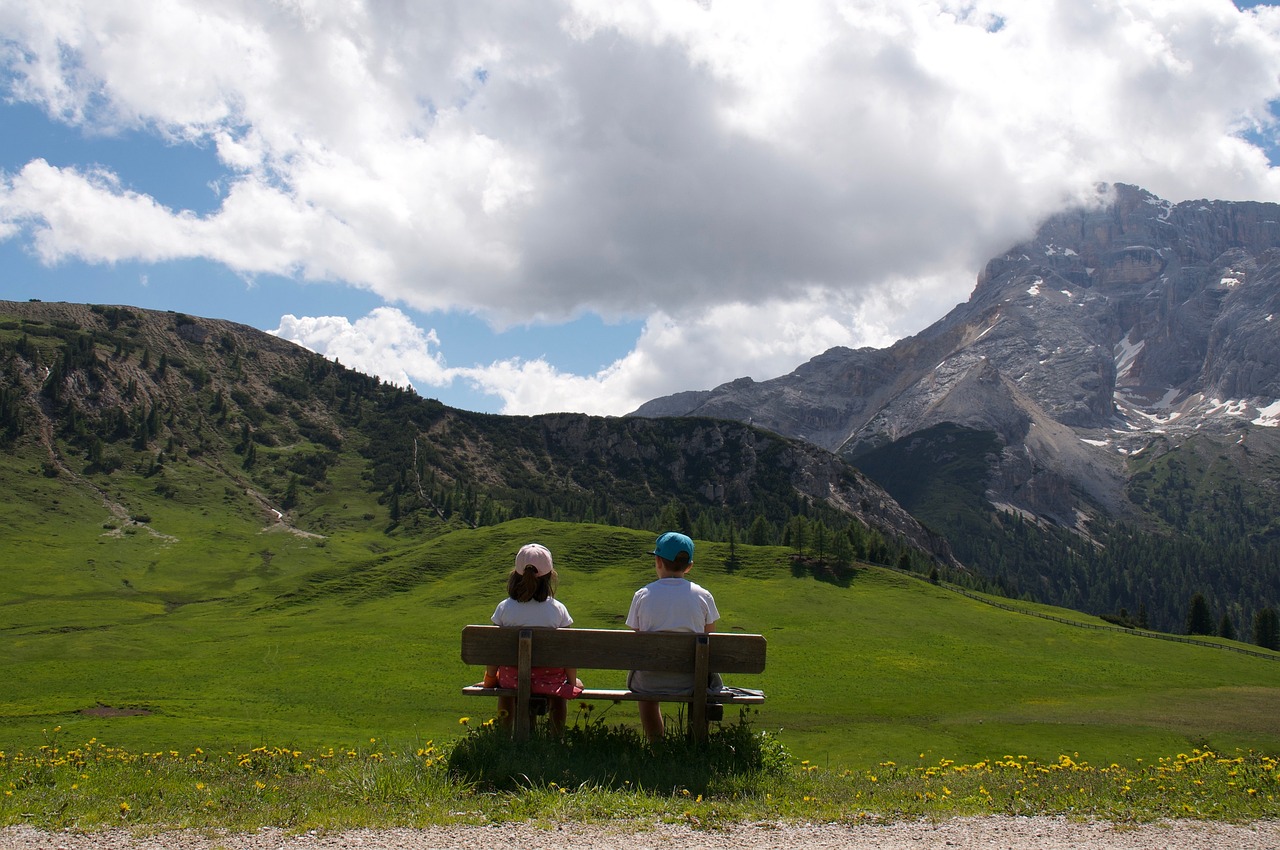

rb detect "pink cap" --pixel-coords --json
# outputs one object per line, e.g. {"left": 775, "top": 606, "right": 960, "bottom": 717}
{"left": 515, "top": 543, "right": 553, "bottom": 577}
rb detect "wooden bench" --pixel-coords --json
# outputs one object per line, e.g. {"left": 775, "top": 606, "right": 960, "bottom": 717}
{"left": 460, "top": 625, "right": 766, "bottom": 741}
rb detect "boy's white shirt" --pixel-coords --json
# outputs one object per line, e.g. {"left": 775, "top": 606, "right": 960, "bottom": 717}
{"left": 626, "top": 577, "right": 719, "bottom": 632}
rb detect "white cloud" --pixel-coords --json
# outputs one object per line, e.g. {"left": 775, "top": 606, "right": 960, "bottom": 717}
{"left": 4, "top": 0, "right": 1280, "bottom": 413}
{"left": 275, "top": 285, "right": 939, "bottom": 415}
{"left": 271, "top": 308, "right": 452, "bottom": 390}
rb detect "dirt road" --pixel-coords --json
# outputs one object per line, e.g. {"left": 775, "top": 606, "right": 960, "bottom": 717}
{"left": 4, "top": 817, "right": 1280, "bottom": 850}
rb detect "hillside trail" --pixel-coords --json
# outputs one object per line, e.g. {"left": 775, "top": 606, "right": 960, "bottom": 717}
{"left": 4, "top": 817, "right": 1280, "bottom": 850}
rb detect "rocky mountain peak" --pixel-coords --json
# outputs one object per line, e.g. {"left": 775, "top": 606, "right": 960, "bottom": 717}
{"left": 631, "top": 183, "right": 1280, "bottom": 527}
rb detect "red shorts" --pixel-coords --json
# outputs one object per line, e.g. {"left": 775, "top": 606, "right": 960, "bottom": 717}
{"left": 497, "top": 666, "right": 583, "bottom": 698}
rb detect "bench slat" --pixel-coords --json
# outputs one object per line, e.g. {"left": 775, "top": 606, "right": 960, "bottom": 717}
{"left": 462, "top": 685, "right": 766, "bottom": 704}
{"left": 460, "top": 625, "right": 766, "bottom": 673}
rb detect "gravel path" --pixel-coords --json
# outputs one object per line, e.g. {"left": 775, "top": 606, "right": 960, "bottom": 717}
{"left": 4, "top": 818, "right": 1280, "bottom": 850}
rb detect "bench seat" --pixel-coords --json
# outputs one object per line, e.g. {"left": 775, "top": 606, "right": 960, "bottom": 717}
{"left": 461, "top": 685, "right": 765, "bottom": 704}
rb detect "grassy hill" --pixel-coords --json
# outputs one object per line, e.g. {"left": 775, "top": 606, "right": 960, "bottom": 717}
{"left": 2, "top": 300, "right": 1277, "bottom": 770}
{"left": 6, "top": 516, "right": 1279, "bottom": 768}
{"left": 0, "top": 299, "right": 952, "bottom": 566}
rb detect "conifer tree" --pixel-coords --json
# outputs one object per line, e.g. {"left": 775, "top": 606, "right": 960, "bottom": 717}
{"left": 747, "top": 514, "right": 773, "bottom": 546}
{"left": 830, "top": 529, "right": 854, "bottom": 568}
{"left": 1254, "top": 607, "right": 1280, "bottom": 651}
{"left": 282, "top": 475, "right": 299, "bottom": 511}
{"left": 1185, "top": 592, "right": 1215, "bottom": 636}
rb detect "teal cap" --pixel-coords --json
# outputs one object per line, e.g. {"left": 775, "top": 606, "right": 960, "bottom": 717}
{"left": 650, "top": 531, "right": 694, "bottom": 563}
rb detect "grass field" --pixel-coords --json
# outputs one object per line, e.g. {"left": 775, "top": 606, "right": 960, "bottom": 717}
{"left": 5, "top": 508, "right": 1280, "bottom": 770}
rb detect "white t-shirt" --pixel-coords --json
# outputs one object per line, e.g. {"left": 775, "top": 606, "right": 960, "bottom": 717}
{"left": 626, "top": 577, "right": 719, "bottom": 632}
{"left": 491, "top": 597, "right": 574, "bottom": 629}
{"left": 625, "top": 577, "right": 721, "bottom": 695}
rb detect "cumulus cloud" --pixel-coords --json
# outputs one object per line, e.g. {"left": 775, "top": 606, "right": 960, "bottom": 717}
{"left": 271, "top": 309, "right": 452, "bottom": 391}
{"left": 279, "top": 281, "right": 969, "bottom": 417}
{"left": 3, "top": 0, "right": 1280, "bottom": 413}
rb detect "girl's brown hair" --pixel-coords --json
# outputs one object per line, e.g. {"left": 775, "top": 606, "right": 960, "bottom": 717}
{"left": 507, "top": 565, "right": 557, "bottom": 602}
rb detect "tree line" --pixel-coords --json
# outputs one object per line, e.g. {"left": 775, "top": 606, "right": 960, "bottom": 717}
{"left": 945, "top": 508, "right": 1280, "bottom": 649}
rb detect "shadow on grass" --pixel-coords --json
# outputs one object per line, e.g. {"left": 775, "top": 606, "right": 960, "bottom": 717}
{"left": 790, "top": 556, "right": 859, "bottom": 587}
{"left": 447, "top": 706, "right": 788, "bottom": 794}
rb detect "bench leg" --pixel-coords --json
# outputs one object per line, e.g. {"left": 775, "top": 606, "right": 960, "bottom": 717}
{"left": 515, "top": 630, "right": 533, "bottom": 741}
{"left": 689, "top": 635, "right": 710, "bottom": 742}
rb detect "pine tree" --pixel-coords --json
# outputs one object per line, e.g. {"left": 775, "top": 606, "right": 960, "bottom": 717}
{"left": 1185, "top": 593, "right": 1215, "bottom": 636}
{"left": 747, "top": 514, "right": 773, "bottom": 546}
{"left": 786, "top": 515, "right": 807, "bottom": 558}
{"left": 86, "top": 437, "right": 104, "bottom": 469}
{"left": 281, "top": 475, "right": 300, "bottom": 511}
{"left": 812, "top": 521, "right": 829, "bottom": 564}
{"left": 1218, "top": 613, "right": 1236, "bottom": 641}
{"left": 830, "top": 529, "right": 854, "bottom": 568}
{"left": 658, "top": 500, "right": 688, "bottom": 534}
{"left": 1254, "top": 608, "right": 1280, "bottom": 651}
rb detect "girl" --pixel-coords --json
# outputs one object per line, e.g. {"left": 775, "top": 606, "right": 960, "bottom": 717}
{"left": 483, "top": 542, "right": 583, "bottom": 728}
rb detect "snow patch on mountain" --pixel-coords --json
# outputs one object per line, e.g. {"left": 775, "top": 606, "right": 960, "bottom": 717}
{"left": 1123, "top": 403, "right": 1183, "bottom": 425}
{"left": 1206, "top": 398, "right": 1252, "bottom": 418}
{"left": 1114, "top": 332, "right": 1144, "bottom": 382}
{"left": 1253, "top": 400, "right": 1280, "bottom": 427}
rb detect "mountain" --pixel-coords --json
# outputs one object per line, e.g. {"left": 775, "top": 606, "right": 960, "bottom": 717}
{"left": 0, "top": 299, "right": 954, "bottom": 577}
{"left": 632, "top": 184, "right": 1280, "bottom": 633}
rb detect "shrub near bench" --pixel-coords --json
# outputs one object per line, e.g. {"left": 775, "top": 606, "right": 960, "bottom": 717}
{"left": 461, "top": 625, "right": 766, "bottom": 740}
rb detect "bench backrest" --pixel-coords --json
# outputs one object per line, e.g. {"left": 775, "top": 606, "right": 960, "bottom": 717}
{"left": 461, "top": 625, "right": 766, "bottom": 673}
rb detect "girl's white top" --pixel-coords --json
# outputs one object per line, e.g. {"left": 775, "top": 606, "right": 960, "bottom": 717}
{"left": 491, "top": 597, "right": 573, "bottom": 628}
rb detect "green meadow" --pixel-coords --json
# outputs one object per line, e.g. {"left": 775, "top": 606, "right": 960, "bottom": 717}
{"left": 5, "top": 480, "right": 1280, "bottom": 771}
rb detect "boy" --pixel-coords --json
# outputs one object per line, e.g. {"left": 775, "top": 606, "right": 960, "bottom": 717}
{"left": 625, "top": 531, "right": 720, "bottom": 740}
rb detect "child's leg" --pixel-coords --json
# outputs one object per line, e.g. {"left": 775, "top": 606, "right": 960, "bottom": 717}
{"left": 549, "top": 696, "right": 568, "bottom": 731}
{"left": 638, "top": 700, "right": 664, "bottom": 740}
{"left": 488, "top": 665, "right": 511, "bottom": 725}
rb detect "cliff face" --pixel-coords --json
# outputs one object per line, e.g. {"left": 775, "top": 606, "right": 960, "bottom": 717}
{"left": 631, "top": 184, "right": 1280, "bottom": 528}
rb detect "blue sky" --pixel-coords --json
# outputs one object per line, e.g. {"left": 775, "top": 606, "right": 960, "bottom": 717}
{"left": 3, "top": 0, "right": 1280, "bottom": 415}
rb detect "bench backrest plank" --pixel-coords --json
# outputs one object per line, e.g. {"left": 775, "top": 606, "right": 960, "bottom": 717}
{"left": 461, "top": 625, "right": 766, "bottom": 674}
